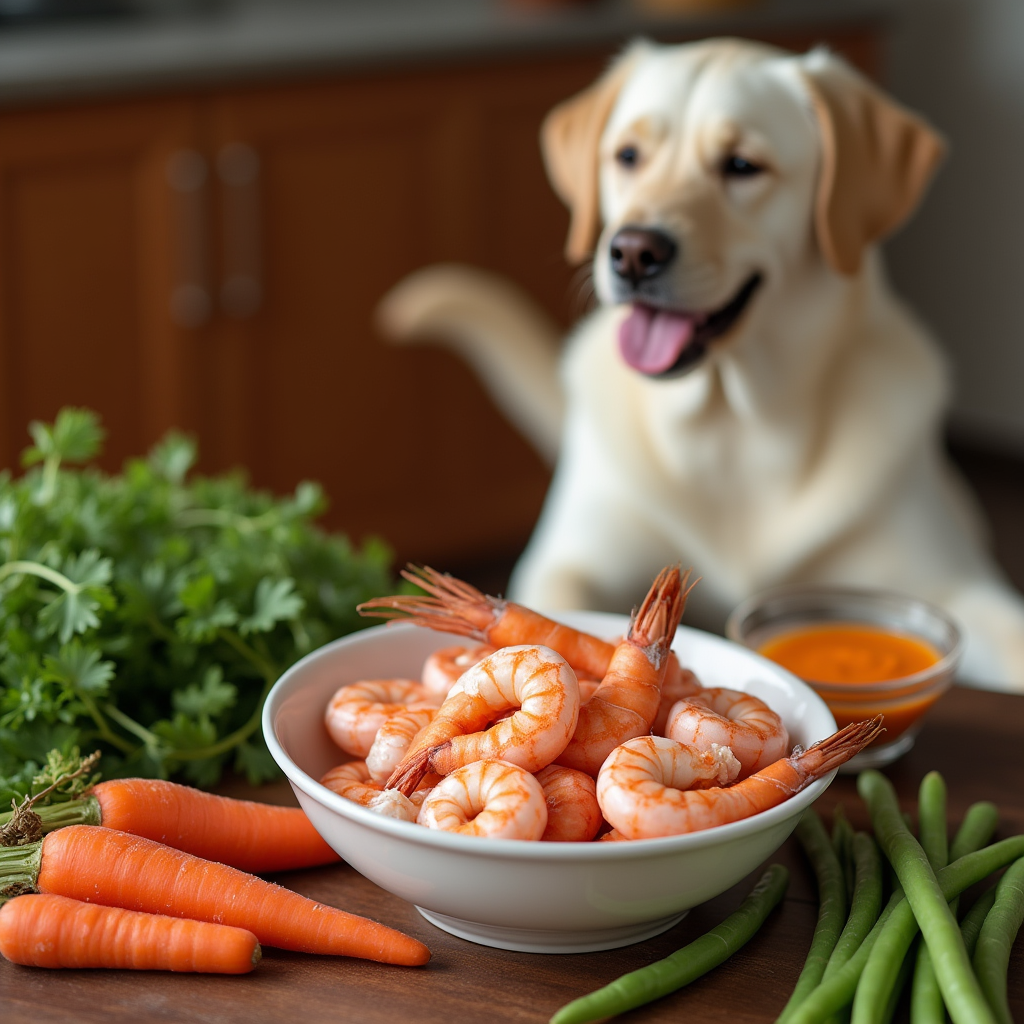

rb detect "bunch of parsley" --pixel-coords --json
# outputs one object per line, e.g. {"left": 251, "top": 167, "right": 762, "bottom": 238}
{"left": 0, "top": 408, "right": 397, "bottom": 788}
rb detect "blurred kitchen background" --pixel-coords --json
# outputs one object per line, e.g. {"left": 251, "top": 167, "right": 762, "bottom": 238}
{"left": 0, "top": 0, "right": 1020, "bottom": 597}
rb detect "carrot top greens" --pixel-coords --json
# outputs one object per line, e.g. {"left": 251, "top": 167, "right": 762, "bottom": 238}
{"left": 0, "top": 408, "right": 398, "bottom": 791}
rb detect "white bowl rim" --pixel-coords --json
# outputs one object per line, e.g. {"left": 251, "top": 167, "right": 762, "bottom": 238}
{"left": 264, "top": 616, "right": 839, "bottom": 861}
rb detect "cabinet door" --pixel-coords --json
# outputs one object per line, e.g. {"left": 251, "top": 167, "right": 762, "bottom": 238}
{"left": 206, "top": 63, "right": 590, "bottom": 567}
{"left": 0, "top": 97, "right": 205, "bottom": 472}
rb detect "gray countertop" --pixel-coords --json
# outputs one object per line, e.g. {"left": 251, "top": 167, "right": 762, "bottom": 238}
{"left": 0, "top": 0, "right": 891, "bottom": 106}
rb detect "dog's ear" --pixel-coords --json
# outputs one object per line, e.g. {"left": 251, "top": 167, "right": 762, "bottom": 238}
{"left": 541, "top": 46, "right": 644, "bottom": 265}
{"left": 801, "top": 51, "right": 946, "bottom": 276}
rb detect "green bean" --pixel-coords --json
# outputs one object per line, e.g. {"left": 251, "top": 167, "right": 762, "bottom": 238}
{"left": 882, "top": 943, "right": 917, "bottom": 1024}
{"left": 911, "top": 885, "right": 998, "bottom": 1024}
{"left": 911, "top": 944, "right": 946, "bottom": 1024}
{"left": 856, "top": 770, "right": 1007, "bottom": 1019}
{"left": 910, "top": 772, "right": 949, "bottom": 1024}
{"left": 776, "top": 811, "right": 849, "bottom": 1023}
{"left": 818, "top": 833, "right": 884, "bottom": 1024}
{"left": 930, "top": 796, "right": 1001, "bottom": 1015}
{"left": 948, "top": 801, "right": 999, "bottom": 931}
{"left": 549, "top": 864, "right": 788, "bottom": 1024}
{"left": 961, "top": 887, "right": 999, "bottom": 958}
{"left": 823, "top": 832, "right": 884, "bottom": 980}
{"left": 791, "top": 837, "right": 1024, "bottom": 1024}
{"left": 917, "top": 772, "right": 949, "bottom": 870}
{"left": 856, "top": 770, "right": 995, "bottom": 1024}
{"left": 973, "top": 855, "right": 1024, "bottom": 1024}
{"left": 950, "top": 803, "right": 999, "bottom": 863}
{"left": 832, "top": 804, "right": 856, "bottom": 903}
{"left": 786, "top": 891, "right": 902, "bottom": 1024}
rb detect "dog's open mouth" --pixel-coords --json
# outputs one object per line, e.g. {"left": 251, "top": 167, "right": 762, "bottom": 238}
{"left": 618, "top": 274, "right": 762, "bottom": 377}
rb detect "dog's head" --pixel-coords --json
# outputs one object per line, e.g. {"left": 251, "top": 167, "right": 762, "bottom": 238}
{"left": 542, "top": 40, "right": 945, "bottom": 378}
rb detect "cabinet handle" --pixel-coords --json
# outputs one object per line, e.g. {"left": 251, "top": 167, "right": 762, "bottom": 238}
{"left": 166, "top": 149, "right": 212, "bottom": 329}
{"left": 217, "top": 142, "right": 262, "bottom": 319}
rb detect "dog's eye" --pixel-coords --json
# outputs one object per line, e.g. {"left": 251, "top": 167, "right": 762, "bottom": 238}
{"left": 722, "top": 155, "right": 763, "bottom": 178}
{"left": 615, "top": 146, "right": 640, "bottom": 169}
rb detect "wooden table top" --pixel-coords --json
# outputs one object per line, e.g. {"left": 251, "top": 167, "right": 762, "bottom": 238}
{"left": 3, "top": 684, "right": 1022, "bottom": 1024}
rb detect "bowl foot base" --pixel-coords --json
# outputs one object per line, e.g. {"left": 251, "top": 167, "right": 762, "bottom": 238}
{"left": 415, "top": 907, "right": 688, "bottom": 953}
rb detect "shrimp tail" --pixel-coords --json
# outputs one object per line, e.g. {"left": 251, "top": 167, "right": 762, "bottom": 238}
{"left": 628, "top": 566, "right": 697, "bottom": 653}
{"left": 385, "top": 746, "right": 436, "bottom": 798}
{"left": 357, "top": 565, "right": 501, "bottom": 639}
{"left": 793, "top": 715, "right": 885, "bottom": 777}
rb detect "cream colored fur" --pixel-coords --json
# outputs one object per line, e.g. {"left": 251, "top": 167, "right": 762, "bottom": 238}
{"left": 378, "top": 40, "right": 1024, "bottom": 691}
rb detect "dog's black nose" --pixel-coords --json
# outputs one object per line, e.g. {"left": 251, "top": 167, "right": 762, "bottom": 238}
{"left": 609, "top": 228, "right": 677, "bottom": 285}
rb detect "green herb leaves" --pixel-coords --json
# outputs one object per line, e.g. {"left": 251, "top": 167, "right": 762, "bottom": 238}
{"left": 0, "top": 408, "right": 397, "bottom": 788}
{"left": 42, "top": 643, "right": 116, "bottom": 698}
{"left": 241, "top": 578, "right": 304, "bottom": 636}
{"left": 22, "top": 408, "right": 106, "bottom": 506}
{"left": 22, "top": 409, "right": 106, "bottom": 470}
{"left": 40, "top": 551, "right": 115, "bottom": 643}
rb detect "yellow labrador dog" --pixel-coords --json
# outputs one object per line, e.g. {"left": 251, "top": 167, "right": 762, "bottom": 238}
{"left": 380, "top": 39, "right": 1024, "bottom": 691}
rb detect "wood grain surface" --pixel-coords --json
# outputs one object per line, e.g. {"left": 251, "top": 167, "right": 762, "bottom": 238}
{"left": 2, "top": 685, "right": 1021, "bottom": 1024}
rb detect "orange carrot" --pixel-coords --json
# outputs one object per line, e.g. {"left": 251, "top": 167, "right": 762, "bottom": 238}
{"left": 1, "top": 825, "right": 429, "bottom": 966}
{"left": 94, "top": 779, "right": 339, "bottom": 873}
{"left": 3, "top": 779, "right": 340, "bottom": 874}
{"left": 0, "top": 893, "right": 260, "bottom": 973}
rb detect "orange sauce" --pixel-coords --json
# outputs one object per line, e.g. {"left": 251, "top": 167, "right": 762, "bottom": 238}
{"left": 758, "top": 625, "right": 940, "bottom": 684}
{"left": 758, "top": 624, "right": 944, "bottom": 742}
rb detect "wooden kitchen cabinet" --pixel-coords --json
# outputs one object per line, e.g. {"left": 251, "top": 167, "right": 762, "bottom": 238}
{"left": 200, "top": 60, "right": 591, "bottom": 565}
{"left": 0, "top": 24, "right": 878, "bottom": 570}
{"left": 0, "top": 59, "right": 576, "bottom": 568}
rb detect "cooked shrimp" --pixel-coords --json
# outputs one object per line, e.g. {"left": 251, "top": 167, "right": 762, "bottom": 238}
{"left": 417, "top": 759, "right": 547, "bottom": 840}
{"left": 598, "top": 717, "right": 884, "bottom": 839}
{"left": 665, "top": 688, "right": 790, "bottom": 778}
{"left": 578, "top": 678, "right": 601, "bottom": 703}
{"left": 596, "top": 736, "right": 741, "bottom": 840}
{"left": 385, "top": 645, "right": 580, "bottom": 797}
{"left": 556, "top": 567, "right": 692, "bottom": 777}
{"left": 320, "top": 761, "right": 420, "bottom": 822}
{"left": 366, "top": 706, "right": 440, "bottom": 785}
{"left": 421, "top": 643, "right": 497, "bottom": 701}
{"left": 325, "top": 679, "right": 439, "bottom": 758}
{"left": 359, "top": 565, "right": 616, "bottom": 679}
{"left": 652, "top": 661, "right": 703, "bottom": 736}
{"left": 534, "top": 764, "right": 602, "bottom": 842}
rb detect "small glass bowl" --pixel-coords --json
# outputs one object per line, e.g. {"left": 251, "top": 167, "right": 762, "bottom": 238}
{"left": 726, "top": 585, "right": 962, "bottom": 770}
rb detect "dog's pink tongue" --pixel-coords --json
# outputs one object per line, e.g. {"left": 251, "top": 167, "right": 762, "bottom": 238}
{"left": 618, "top": 305, "right": 696, "bottom": 374}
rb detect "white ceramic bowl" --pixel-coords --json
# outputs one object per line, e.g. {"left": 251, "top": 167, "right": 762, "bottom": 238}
{"left": 263, "top": 611, "right": 838, "bottom": 954}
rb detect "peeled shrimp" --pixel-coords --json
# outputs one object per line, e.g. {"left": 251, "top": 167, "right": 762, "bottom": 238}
{"left": 534, "top": 764, "right": 602, "bottom": 842}
{"left": 366, "top": 706, "right": 440, "bottom": 785}
{"left": 556, "top": 566, "right": 691, "bottom": 777}
{"left": 417, "top": 759, "right": 547, "bottom": 840}
{"left": 652, "top": 662, "right": 703, "bottom": 736}
{"left": 596, "top": 736, "right": 741, "bottom": 840}
{"left": 665, "top": 688, "right": 790, "bottom": 778}
{"left": 597, "top": 717, "right": 884, "bottom": 839}
{"left": 325, "top": 679, "right": 439, "bottom": 758}
{"left": 359, "top": 566, "right": 617, "bottom": 679}
{"left": 386, "top": 645, "right": 580, "bottom": 796}
{"left": 320, "top": 761, "right": 420, "bottom": 822}
{"left": 421, "top": 643, "right": 497, "bottom": 701}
